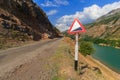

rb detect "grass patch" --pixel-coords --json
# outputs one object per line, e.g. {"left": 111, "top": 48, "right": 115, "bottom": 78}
{"left": 52, "top": 76, "right": 64, "bottom": 80}
{"left": 51, "top": 39, "right": 75, "bottom": 80}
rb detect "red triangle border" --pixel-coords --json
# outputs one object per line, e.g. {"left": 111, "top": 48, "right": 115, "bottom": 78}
{"left": 68, "top": 18, "right": 86, "bottom": 34}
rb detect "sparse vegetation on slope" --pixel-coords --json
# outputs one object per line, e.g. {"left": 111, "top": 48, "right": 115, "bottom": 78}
{"left": 85, "top": 8, "right": 120, "bottom": 40}
{"left": 81, "top": 35, "right": 120, "bottom": 48}
{"left": 84, "top": 8, "right": 120, "bottom": 48}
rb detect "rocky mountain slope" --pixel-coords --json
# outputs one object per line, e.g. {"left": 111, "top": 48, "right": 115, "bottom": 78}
{"left": 86, "top": 8, "right": 120, "bottom": 40}
{"left": 0, "top": 0, "right": 59, "bottom": 43}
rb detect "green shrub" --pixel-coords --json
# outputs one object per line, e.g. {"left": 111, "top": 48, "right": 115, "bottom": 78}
{"left": 79, "top": 41, "right": 95, "bottom": 56}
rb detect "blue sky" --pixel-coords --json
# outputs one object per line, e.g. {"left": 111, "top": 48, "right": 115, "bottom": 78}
{"left": 33, "top": 0, "right": 120, "bottom": 31}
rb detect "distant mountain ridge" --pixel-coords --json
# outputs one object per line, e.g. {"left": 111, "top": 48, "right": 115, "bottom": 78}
{"left": 85, "top": 8, "right": 120, "bottom": 40}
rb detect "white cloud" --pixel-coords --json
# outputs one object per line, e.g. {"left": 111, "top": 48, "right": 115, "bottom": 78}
{"left": 41, "top": 1, "right": 57, "bottom": 7}
{"left": 54, "top": 0, "right": 69, "bottom": 5}
{"left": 56, "top": 1, "right": 120, "bottom": 32}
{"left": 47, "top": 10, "right": 58, "bottom": 16}
{"left": 41, "top": 0, "right": 69, "bottom": 7}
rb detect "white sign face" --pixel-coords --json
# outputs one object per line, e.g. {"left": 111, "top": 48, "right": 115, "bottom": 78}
{"left": 70, "top": 21, "right": 82, "bottom": 32}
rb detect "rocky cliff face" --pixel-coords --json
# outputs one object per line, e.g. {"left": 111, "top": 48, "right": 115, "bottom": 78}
{"left": 0, "top": 0, "right": 59, "bottom": 41}
{"left": 85, "top": 8, "right": 120, "bottom": 40}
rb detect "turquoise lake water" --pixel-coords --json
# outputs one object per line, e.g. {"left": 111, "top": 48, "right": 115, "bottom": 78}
{"left": 92, "top": 44, "right": 120, "bottom": 73}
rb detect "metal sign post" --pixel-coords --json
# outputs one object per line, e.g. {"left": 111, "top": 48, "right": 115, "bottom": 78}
{"left": 75, "top": 33, "right": 78, "bottom": 71}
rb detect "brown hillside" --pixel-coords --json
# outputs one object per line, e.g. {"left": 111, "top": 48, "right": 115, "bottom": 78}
{"left": 0, "top": 0, "right": 59, "bottom": 41}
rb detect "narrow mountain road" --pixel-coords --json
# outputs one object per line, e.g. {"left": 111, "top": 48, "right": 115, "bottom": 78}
{"left": 0, "top": 38, "right": 62, "bottom": 80}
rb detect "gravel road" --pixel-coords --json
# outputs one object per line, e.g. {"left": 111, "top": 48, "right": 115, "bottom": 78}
{"left": 0, "top": 38, "right": 62, "bottom": 80}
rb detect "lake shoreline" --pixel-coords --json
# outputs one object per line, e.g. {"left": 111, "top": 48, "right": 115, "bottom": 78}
{"left": 87, "top": 56, "right": 120, "bottom": 80}
{"left": 99, "top": 43, "right": 120, "bottom": 49}
{"left": 79, "top": 53, "right": 120, "bottom": 80}
{"left": 92, "top": 56, "right": 120, "bottom": 74}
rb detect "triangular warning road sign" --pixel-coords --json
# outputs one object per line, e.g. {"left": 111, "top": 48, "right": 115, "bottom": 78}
{"left": 68, "top": 18, "right": 86, "bottom": 34}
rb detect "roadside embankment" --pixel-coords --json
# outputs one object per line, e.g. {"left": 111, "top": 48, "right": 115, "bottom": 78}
{"left": 63, "top": 37, "right": 120, "bottom": 80}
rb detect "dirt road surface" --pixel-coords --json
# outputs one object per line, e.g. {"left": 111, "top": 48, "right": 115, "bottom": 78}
{"left": 0, "top": 38, "right": 62, "bottom": 80}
